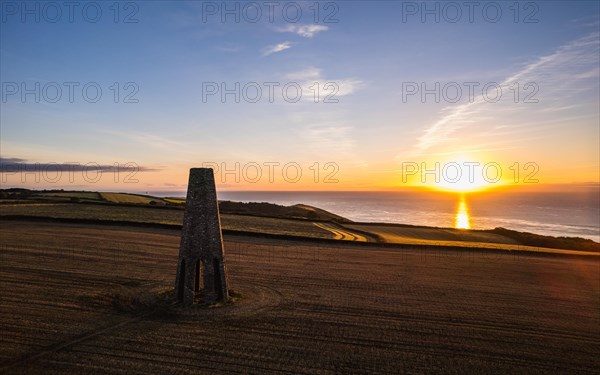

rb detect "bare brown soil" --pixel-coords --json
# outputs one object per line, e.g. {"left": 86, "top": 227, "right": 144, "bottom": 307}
{"left": 1, "top": 220, "right": 598, "bottom": 374}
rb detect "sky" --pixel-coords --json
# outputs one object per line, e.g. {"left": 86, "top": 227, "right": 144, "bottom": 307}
{"left": 1, "top": 0, "right": 599, "bottom": 193}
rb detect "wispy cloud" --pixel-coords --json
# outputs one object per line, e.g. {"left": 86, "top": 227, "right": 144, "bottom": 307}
{"left": 280, "top": 68, "right": 364, "bottom": 156}
{"left": 288, "top": 111, "right": 357, "bottom": 157}
{"left": 284, "top": 68, "right": 321, "bottom": 81}
{"left": 283, "top": 67, "right": 364, "bottom": 101}
{"left": 98, "top": 129, "right": 197, "bottom": 159}
{"left": 413, "top": 32, "right": 600, "bottom": 153}
{"left": 305, "top": 123, "right": 356, "bottom": 153}
{"left": 262, "top": 41, "right": 293, "bottom": 56}
{"left": 277, "top": 24, "right": 329, "bottom": 38}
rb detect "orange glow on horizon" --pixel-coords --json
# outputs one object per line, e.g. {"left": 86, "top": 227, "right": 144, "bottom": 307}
{"left": 401, "top": 155, "right": 507, "bottom": 193}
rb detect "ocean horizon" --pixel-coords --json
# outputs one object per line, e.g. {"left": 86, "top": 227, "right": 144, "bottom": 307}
{"left": 147, "top": 190, "right": 600, "bottom": 242}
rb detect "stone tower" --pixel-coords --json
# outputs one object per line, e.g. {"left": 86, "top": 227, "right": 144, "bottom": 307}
{"left": 175, "top": 168, "right": 229, "bottom": 304}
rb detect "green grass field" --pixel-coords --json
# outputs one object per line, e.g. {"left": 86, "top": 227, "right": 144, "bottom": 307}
{"left": 38, "top": 191, "right": 103, "bottom": 200}
{"left": 163, "top": 198, "right": 185, "bottom": 204}
{"left": 342, "top": 223, "right": 600, "bottom": 254}
{"left": 346, "top": 224, "right": 518, "bottom": 244}
{"left": 33, "top": 191, "right": 167, "bottom": 205}
{"left": 99, "top": 192, "right": 164, "bottom": 204}
{"left": 1, "top": 189, "right": 598, "bottom": 254}
{"left": 0, "top": 203, "right": 335, "bottom": 239}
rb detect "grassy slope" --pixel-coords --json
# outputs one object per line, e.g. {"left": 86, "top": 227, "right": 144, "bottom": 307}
{"left": 40, "top": 191, "right": 103, "bottom": 200}
{"left": 344, "top": 223, "right": 600, "bottom": 253}
{"left": 346, "top": 224, "right": 519, "bottom": 244}
{"left": 0, "top": 203, "right": 335, "bottom": 239}
{"left": 2, "top": 202, "right": 597, "bottom": 254}
{"left": 1, "top": 189, "right": 598, "bottom": 253}
{"left": 344, "top": 223, "right": 548, "bottom": 252}
{"left": 345, "top": 224, "right": 528, "bottom": 250}
{"left": 10, "top": 190, "right": 349, "bottom": 223}
{"left": 99, "top": 192, "right": 163, "bottom": 205}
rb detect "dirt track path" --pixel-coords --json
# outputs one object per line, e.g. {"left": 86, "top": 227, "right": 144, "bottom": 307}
{"left": 1, "top": 221, "right": 599, "bottom": 374}
{"left": 313, "top": 222, "right": 367, "bottom": 241}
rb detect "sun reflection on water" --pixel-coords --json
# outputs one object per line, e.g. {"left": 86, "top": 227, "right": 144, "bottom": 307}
{"left": 455, "top": 195, "right": 471, "bottom": 229}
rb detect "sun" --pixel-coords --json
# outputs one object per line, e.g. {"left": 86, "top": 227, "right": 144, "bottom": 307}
{"left": 429, "top": 156, "right": 502, "bottom": 193}
{"left": 435, "top": 176, "right": 487, "bottom": 192}
{"left": 399, "top": 155, "right": 505, "bottom": 192}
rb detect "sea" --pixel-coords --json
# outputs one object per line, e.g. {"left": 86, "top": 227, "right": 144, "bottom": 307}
{"left": 148, "top": 190, "right": 600, "bottom": 242}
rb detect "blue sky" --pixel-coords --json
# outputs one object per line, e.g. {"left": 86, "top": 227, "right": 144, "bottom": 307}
{"left": 1, "top": 1, "right": 599, "bottom": 191}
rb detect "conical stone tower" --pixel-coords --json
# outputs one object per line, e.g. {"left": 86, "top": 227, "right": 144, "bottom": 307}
{"left": 175, "top": 168, "right": 229, "bottom": 304}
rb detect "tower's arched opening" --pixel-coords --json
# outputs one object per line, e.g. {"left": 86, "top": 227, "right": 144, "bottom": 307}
{"left": 213, "top": 258, "right": 223, "bottom": 301}
{"left": 194, "top": 259, "right": 204, "bottom": 294}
